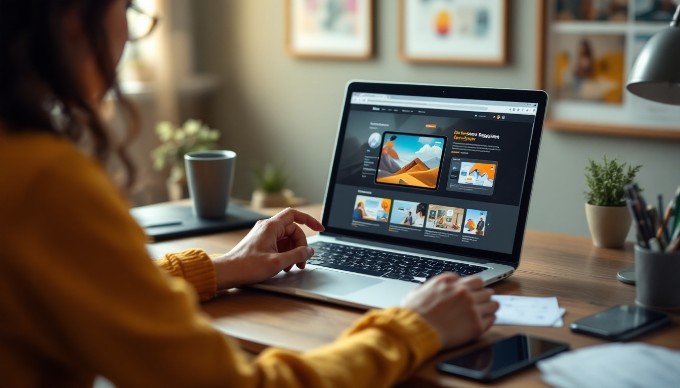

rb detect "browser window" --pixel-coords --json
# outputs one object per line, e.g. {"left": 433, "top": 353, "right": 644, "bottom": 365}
{"left": 325, "top": 91, "right": 539, "bottom": 255}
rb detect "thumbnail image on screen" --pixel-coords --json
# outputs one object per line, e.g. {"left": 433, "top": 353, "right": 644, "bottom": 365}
{"left": 353, "top": 195, "right": 391, "bottom": 223}
{"left": 390, "top": 200, "right": 427, "bottom": 227}
{"left": 446, "top": 158, "right": 498, "bottom": 196}
{"left": 425, "top": 204, "right": 465, "bottom": 232}
{"left": 459, "top": 161, "right": 496, "bottom": 187}
{"left": 375, "top": 132, "right": 446, "bottom": 190}
{"left": 463, "top": 209, "right": 488, "bottom": 236}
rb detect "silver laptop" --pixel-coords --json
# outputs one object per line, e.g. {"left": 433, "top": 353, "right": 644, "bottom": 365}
{"left": 255, "top": 81, "right": 547, "bottom": 309}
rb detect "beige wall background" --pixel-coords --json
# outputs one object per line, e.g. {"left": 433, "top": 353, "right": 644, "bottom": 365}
{"left": 190, "top": 1, "right": 680, "bottom": 238}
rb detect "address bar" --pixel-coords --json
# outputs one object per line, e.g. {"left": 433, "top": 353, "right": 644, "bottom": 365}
{"left": 354, "top": 98, "right": 489, "bottom": 111}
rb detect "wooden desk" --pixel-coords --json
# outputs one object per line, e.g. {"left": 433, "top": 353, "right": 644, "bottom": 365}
{"left": 147, "top": 204, "right": 679, "bottom": 387}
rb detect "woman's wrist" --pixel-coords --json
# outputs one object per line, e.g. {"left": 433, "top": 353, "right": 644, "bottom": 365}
{"left": 212, "top": 253, "right": 240, "bottom": 290}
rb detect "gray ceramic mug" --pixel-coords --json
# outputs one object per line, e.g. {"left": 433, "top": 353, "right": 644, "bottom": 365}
{"left": 184, "top": 150, "right": 236, "bottom": 219}
{"left": 635, "top": 245, "right": 680, "bottom": 310}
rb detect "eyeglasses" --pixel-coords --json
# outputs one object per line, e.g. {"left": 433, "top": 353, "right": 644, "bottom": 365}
{"left": 126, "top": 2, "right": 159, "bottom": 42}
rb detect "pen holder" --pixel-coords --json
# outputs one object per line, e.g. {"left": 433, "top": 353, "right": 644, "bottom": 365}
{"left": 635, "top": 245, "right": 680, "bottom": 311}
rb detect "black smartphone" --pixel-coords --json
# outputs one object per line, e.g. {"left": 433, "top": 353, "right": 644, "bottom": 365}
{"left": 436, "top": 334, "right": 569, "bottom": 382}
{"left": 570, "top": 304, "right": 671, "bottom": 341}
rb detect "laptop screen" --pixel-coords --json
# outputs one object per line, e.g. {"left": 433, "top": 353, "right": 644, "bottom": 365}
{"left": 321, "top": 82, "right": 546, "bottom": 266}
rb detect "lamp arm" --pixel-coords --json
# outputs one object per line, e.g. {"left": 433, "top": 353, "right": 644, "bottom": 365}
{"left": 673, "top": 5, "right": 680, "bottom": 27}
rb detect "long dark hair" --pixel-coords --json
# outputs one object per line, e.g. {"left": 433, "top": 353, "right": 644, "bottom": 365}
{"left": 0, "top": 0, "right": 139, "bottom": 188}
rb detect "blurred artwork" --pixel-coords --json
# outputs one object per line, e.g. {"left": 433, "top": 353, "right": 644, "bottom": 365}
{"left": 301, "top": 0, "right": 360, "bottom": 36}
{"left": 551, "top": 34, "right": 625, "bottom": 103}
{"left": 555, "top": 0, "right": 628, "bottom": 22}
{"left": 409, "top": 0, "right": 493, "bottom": 40}
{"left": 634, "top": 0, "right": 677, "bottom": 22}
{"left": 401, "top": 0, "right": 506, "bottom": 64}
{"left": 288, "top": 0, "right": 372, "bottom": 58}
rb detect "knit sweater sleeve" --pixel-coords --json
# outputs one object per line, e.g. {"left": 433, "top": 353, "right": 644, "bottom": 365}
{"left": 7, "top": 138, "right": 441, "bottom": 387}
{"left": 155, "top": 249, "right": 217, "bottom": 302}
{"left": 154, "top": 250, "right": 442, "bottom": 386}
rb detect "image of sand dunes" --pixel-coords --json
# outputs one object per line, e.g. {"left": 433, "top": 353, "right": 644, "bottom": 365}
{"left": 377, "top": 158, "right": 440, "bottom": 189}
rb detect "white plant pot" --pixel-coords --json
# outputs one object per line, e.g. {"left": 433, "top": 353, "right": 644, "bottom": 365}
{"left": 585, "top": 203, "right": 632, "bottom": 248}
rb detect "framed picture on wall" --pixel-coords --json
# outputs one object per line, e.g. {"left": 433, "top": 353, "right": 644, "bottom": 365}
{"left": 399, "top": 0, "right": 508, "bottom": 65}
{"left": 285, "top": 0, "right": 374, "bottom": 59}
{"left": 536, "top": 0, "right": 680, "bottom": 139}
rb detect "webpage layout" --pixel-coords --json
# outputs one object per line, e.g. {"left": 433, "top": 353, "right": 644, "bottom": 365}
{"left": 327, "top": 93, "right": 537, "bottom": 255}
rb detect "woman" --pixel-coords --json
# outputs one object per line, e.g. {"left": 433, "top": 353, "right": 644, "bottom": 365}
{"left": 353, "top": 201, "right": 369, "bottom": 220}
{"left": 402, "top": 211, "right": 414, "bottom": 225}
{"left": 0, "top": 1, "right": 498, "bottom": 386}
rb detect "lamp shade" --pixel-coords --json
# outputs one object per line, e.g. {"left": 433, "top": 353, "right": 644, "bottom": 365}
{"left": 626, "top": 6, "right": 680, "bottom": 105}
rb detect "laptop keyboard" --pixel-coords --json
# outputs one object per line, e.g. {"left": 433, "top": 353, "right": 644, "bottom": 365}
{"left": 308, "top": 242, "right": 486, "bottom": 283}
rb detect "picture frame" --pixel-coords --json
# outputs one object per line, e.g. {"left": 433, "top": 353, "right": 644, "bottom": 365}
{"left": 536, "top": 0, "right": 680, "bottom": 139}
{"left": 285, "top": 0, "right": 374, "bottom": 59}
{"left": 399, "top": 0, "right": 508, "bottom": 65}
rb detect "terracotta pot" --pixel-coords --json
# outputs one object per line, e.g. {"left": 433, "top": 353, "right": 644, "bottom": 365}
{"left": 585, "top": 203, "right": 631, "bottom": 248}
{"left": 251, "top": 189, "right": 291, "bottom": 208}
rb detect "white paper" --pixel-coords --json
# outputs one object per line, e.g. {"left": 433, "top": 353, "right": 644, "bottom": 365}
{"left": 538, "top": 343, "right": 680, "bottom": 388}
{"left": 492, "top": 295, "right": 565, "bottom": 327}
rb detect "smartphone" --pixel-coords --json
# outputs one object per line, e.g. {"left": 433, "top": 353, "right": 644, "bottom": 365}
{"left": 570, "top": 304, "right": 671, "bottom": 341}
{"left": 436, "top": 334, "right": 569, "bottom": 381}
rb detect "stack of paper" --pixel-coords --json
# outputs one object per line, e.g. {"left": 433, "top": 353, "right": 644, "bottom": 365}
{"left": 538, "top": 343, "right": 680, "bottom": 388}
{"left": 492, "top": 295, "right": 566, "bottom": 327}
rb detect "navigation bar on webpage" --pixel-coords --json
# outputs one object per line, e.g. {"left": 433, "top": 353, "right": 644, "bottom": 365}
{"left": 351, "top": 93, "right": 538, "bottom": 115}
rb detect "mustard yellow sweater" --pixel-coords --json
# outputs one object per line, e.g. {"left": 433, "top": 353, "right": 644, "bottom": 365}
{"left": 0, "top": 130, "right": 440, "bottom": 387}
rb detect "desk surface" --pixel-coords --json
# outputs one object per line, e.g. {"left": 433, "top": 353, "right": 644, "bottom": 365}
{"left": 147, "top": 204, "right": 679, "bottom": 387}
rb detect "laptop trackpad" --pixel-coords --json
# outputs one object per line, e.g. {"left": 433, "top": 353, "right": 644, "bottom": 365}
{"left": 262, "top": 268, "right": 382, "bottom": 296}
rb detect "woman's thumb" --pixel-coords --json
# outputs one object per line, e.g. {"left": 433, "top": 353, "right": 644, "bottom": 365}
{"left": 278, "top": 246, "right": 314, "bottom": 267}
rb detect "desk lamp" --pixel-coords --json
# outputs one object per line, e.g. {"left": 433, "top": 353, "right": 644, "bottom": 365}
{"left": 617, "top": 4, "right": 680, "bottom": 284}
{"left": 626, "top": 5, "right": 680, "bottom": 104}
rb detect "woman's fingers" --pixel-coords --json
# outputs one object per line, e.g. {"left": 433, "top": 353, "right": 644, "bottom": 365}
{"left": 270, "top": 208, "right": 325, "bottom": 232}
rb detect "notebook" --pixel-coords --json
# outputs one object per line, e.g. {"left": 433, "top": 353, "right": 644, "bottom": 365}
{"left": 254, "top": 81, "right": 547, "bottom": 309}
{"left": 130, "top": 202, "right": 266, "bottom": 241}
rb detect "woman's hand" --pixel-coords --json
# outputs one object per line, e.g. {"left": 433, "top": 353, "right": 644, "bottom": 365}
{"left": 402, "top": 273, "right": 498, "bottom": 350}
{"left": 212, "top": 208, "right": 325, "bottom": 289}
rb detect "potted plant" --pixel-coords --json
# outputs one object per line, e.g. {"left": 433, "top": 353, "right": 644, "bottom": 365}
{"left": 584, "top": 156, "right": 642, "bottom": 248}
{"left": 250, "top": 163, "right": 293, "bottom": 208}
{"left": 151, "top": 119, "right": 221, "bottom": 200}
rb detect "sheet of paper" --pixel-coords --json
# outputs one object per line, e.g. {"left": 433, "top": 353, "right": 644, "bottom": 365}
{"left": 538, "top": 343, "right": 680, "bottom": 388}
{"left": 492, "top": 295, "right": 565, "bottom": 327}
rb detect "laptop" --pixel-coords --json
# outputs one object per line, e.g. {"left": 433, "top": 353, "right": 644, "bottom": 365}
{"left": 254, "top": 81, "right": 547, "bottom": 309}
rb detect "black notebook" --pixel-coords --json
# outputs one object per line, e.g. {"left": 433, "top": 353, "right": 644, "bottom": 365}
{"left": 130, "top": 202, "right": 267, "bottom": 241}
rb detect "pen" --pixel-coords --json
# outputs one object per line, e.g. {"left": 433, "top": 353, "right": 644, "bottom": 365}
{"left": 144, "top": 220, "right": 183, "bottom": 228}
{"left": 625, "top": 187, "right": 650, "bottom": 248}
{"left": 647, "top": 205, "right": 659, "bottom": 235}
{"left": 638, "top": 188, "right": 657, "bottom": 242}
{"left": 629, "top": 185, "right": 655, "bottom": 242}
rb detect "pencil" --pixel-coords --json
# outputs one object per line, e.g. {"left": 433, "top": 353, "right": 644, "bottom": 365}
{"left": 667, "top": 228, "right": 680, "bottom": 253}
{"left": 657, "top": 199, "right": 674, "bottom": 244}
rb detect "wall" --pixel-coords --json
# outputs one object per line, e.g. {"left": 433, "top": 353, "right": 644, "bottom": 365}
{"left": 192, "top": 1, "right": 680, "bottom": 238}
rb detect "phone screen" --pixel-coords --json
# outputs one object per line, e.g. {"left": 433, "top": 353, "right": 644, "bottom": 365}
{"left": 437, "top": 334, "right": 569, "bottom": 381}
{"left": 570, "top": 304, "right": 671, "bottom": 341}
